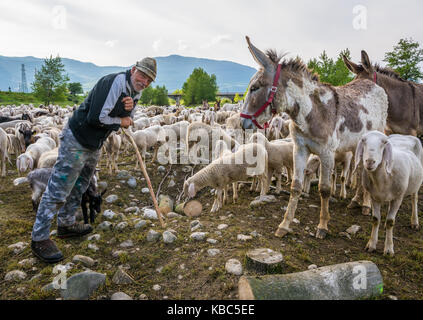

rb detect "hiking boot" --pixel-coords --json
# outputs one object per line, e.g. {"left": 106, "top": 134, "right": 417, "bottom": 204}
{"left": 57, "top": 222, "right": 93, "bottom": 239}
{"left": 31, "top": 239, "right": 64, "bottom": 264}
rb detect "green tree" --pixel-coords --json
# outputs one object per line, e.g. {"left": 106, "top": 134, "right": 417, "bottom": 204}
{"left": 31, "top": 55, "right": 69, "bottom": 105}
{"left": 140, "top": 86, "right": 154, "bottom": 105}
{"left": 307, "top": 49, "right": 354, "bottom": 86}
{"left": 139, "top": 85, "right": 169, "bottom": 106}
{"left": 182, "top": 68, "right": 218, "bottom": 105}
{"left": 233, "top": 93, "right": 241, "bottom": 103}
{"left": 153, "top": 85, "right": 169, "bottom": 106}
{"left": 68, "top": 82, "right": 83, "bottom": 95}
{"left": 384, "top": 38, "right": 423, "bottom": 82}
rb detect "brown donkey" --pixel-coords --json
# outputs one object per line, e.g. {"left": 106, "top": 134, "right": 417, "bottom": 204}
{"left": 343, "top": 51, "right": 423, "bottom": 137}
{"left": 240, "top": 36, "right": 389, "bottom": 239}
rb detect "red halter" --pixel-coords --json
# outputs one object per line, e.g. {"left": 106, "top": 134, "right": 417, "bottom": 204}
{"left": 240, "top": 64, "right": 282, "bottom": 130}
{"left": 373, "top": 71, "right": 377, "bottom": 84}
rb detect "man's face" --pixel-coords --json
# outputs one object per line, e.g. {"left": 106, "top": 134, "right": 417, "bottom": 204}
{"left": 131, "top": 67, "right": 153, "bottom": 92}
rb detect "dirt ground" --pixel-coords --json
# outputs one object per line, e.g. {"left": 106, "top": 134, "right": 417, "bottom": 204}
{"left": 1, "top": 150, "right": 423, "bottom": 300}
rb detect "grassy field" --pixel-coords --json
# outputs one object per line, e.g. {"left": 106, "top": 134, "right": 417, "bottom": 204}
{"left": 1, "top": 148, "right": 423, "bottom": 300}
{"left": 0, "top": 91, "right": 84, "bottom": 107}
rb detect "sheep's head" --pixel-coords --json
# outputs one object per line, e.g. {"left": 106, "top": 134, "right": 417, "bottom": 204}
{"left": 355, "top": 131, "right": 393, "bottom": 174}
{"left": 183, "top": 180, "right": 196, "bottom": 199}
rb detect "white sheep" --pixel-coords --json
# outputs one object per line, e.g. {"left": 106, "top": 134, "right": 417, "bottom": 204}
{"left": 37, "top": 148, "right": 59, "bottom": 168}
{"left": 355, "top": 131, "right": 423, "bottom": 256}
{"left": 184, "top": 142, "right": 269, "bottom": 213}
{"left": 16, "top": 137, "right": 56, "bottom": 173}
{"left": 249, "top": 132, "right": 294, "bottom": 194}
{"left": 103, "top": 132, "right": 122, "bottom": 174}
{"left": 0, "top": 127, "right": 10, "bottom": 176}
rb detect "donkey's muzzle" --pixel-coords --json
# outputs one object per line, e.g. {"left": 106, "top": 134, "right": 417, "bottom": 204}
{"left": 241, "top": 117, "right": 254, "bottom": 130}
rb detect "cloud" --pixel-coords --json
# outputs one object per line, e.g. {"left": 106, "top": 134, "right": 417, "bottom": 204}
{"left": 201, "top": 34, "right": 233, "bottom": 49}
{"left": 105, "top": 40, "right": 118, "bottom": 48}
{"left": 152, "top": 39, "right": 162, "bottom": 52}
{"left": 177, "top": 40, "right": 189, "bottom": 52}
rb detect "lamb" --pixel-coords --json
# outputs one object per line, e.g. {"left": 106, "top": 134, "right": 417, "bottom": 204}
{"left": 103, "top": 132, "right": 121, "bottom": 174}
{"left": 37, "top": 148, "right": 59, "bottom": 168}
{"left": 213, "top": 140, "right": 238, "bottom": 204}
{"left": 125, "top": 125, "right": 162, "bottom": 164}
{"left": 355, "top": 131, "right": 423, "bottom": 256}
{"left": 302, "top": 151, "right": 353, "bottom": 199}
{"left": 13, "top": 168, "right": 106, "bottom": 223}
{"left": 186, "top": 122, "right": 239, "bottom": 164}
{"left": 183, "top": 142, "right": 268, "bottom": 213}
{"left": 16, "top": 137, "right": 56, "bottom": 173}
{"left": 249, "top": 132, "right": 294, "bottom": 194}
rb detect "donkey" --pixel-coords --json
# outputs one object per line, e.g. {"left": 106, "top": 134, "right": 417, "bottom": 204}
{"left": 343, "top": 51, "right": 423, "bottom": 137}
{"left": 240, "top": 36, "right": 389, "bottom": 239}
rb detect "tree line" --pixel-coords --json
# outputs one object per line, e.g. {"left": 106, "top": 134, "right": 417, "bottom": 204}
{"left": 31, "top": 37, "right": 423, "bottom": 106}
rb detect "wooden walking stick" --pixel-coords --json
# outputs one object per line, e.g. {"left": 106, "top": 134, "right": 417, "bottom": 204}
{"left": 121, "top": 128, "right": 165, "bottom": 228}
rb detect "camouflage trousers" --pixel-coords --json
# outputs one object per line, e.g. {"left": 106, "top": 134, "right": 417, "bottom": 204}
{"left": 32, "top": 126, "right": 100, "bottom": 241}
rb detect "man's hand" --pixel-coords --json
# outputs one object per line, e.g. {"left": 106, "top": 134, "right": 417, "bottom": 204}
{"left": 122, "top": 96, "right": 134, "bottom": 112}
{"left": 120, "top": 117, "right": 133, "bottom": 128}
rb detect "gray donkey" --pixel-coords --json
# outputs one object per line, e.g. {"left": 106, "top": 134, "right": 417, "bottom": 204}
{"left": 240, "top": 36, "right": 389, "bottom": 239}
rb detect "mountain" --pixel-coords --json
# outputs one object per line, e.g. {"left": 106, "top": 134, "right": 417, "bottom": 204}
{"left": 0, "top": 54, "right": 256, "bottom": 93}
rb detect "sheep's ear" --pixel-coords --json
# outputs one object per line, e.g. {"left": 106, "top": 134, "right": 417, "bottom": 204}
{"left": 27, "top": 157, "right": 34, "bottom": 170}
{"left": 353, "top": 138, "right": 364, "bottom": 174}
{"left": 188, "top": 182, "right": 196, "bottom": 198}
{"left": 383, "top": 141, "right": 393, "bottom": 175}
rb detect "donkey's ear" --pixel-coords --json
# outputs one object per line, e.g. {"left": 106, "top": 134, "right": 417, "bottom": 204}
{"left": 343, "top": 55, "right": 361, "bottom": 74}
{"left": 361, "top": 50, "right": 373, "bottom": 73}
{"left": 245, "top": 36, "right": 273, "bottom": 70}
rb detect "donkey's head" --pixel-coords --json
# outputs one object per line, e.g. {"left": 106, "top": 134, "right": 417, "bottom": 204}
{"left": 241, "top": 36, "right": 317, "bottom": 130}
{"left": 342, "top": 50, "right": 374, "bottom": 80}
{"left": 241, "top": 36, "right": 283, "bottom": 130}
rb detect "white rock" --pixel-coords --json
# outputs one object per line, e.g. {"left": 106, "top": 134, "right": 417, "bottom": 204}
{"left": 346, "top": 225, "right": 361, "bottom": 235}
{"left": 308, "top": 264, "right": 318, "bottom": 270}
{"left": 152, "top": 284, "right": 161, "bottom": 291}
{"left": 207, "top": 238, "right": 218, "bottom": 244}
{"left": 293, "top": 218, "right": 300, "bottom": 224}
{"left": 111, "top": 292, "right": 133, "bottom": 300}
{"left": 142, "top": 208, "right": 159, "bottom": 220}
{"left": 127, "top": 178, "right": 137, "bottom": 189}
{"left": 124, "top": 207, "right": 140, "bottom": 214}
{"left": 217, "top": 224, "right": 228, "bottom": 230}
{"left": 120, "top": 240, "right": 134, "bottom": 248}
{"left": 73, "top": 255, "right": 96, "bottom": 267}
{"left": 166, "top": 212, "right": 180, "bottom": 218}
{"left": 147, "top": 230, "right": 161, "bottom": 242}
{"left": 225, "top": 259, "right": 243, "bottom": 276}
{"left": 141, "top": 188, "right": 150, "bottom": 194}
{"left": 8, "top": 242, "right": 28, "bottom": 254}
{"left": 105, "top": 195, "right": 118, "bottom": 204}
{"left": 98, "top": 221, "right": 113, "bottom": 231}
{"left": 112, "top": 250, "right": 127, "bottom": 258}
{"left": 88, "top": 244, "right": 99, "bottom": 252}
{"left": 135, "top": 220, "right": 148, "bottom": 229}
{"left": 190, "top": 232, "right": 207, "bottom": 241}
{"left": 88, "top": 234, "right": 101, "bottom": 241}
{"left": 5, "top": 270, "right": 27, "bottom": 281}
{"left": 163, "top": 231, "right": 177, "bottom": 244}
{"left": 237, "top": 234, "right": 253, "bottom": 241}
{"left": 18, "top": 258, "right": 37, "bottom": 267}
{"left": 207, "top": 249, "right": 221, "bottom": 257}
{"left": 115, "top": 222, "right": 128, "bottom": 230}
{"left": 103, "top": 209, "right": 116, "bottom": 220}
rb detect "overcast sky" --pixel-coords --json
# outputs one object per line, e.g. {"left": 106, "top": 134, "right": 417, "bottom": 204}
{"left": 1, "top": 0, "right": 422, "bottom": 69}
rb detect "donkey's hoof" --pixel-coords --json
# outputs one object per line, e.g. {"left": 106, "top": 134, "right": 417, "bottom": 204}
{"left": 315, "top": 228, "right": 329, "bottom": 239}
{"left": 362, "top": 207, "right": 371, "bottom": 216}
{"left": 274, "top": 227, "right": 292, "bottom": 238}
{"left": 347, "top": 200, "right": 361, "bottom": 209}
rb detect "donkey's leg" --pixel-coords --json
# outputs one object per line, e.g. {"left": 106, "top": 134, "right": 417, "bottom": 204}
{"left": 411, "top": 192, "right": 419, "bottom": 230}
{"left": 316, "top": 152, "right": 335, "bottom": 239}
{"left": 384, "top": 198, "right": 402, "bottom": 256}
{"left": 365, "top": 201, "right": 381, "bottom": 252}
{"left": 275, "top": 146, "right": 309, "bottom": 238}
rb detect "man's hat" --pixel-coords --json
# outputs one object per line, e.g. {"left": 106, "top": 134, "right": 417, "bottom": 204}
{"left": 135, "top": 57, "right": 157, "bottom": 81}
